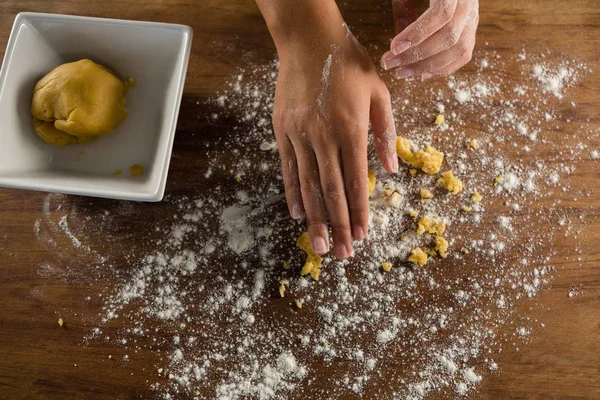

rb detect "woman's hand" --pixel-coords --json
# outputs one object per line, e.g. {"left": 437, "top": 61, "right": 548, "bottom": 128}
{"left": 256, "top": 0, "right": 397, "bottom": 259}
{"left": 381, "top": 0, "right": 479, "bottom": 80}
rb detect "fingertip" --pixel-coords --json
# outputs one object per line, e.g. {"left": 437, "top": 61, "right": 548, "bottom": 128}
{"left": 290, "top": 203, "right": 304, "bottom": 220}
{"left": 391, "top": 40, "right": 411, "bottom": 56}
{"left": 352, "top": 224, "right": 367, "bottom": 241}
{"left": 311, "top": 234, "right": 329, "bottom": 255}
{"left": 334, "top": 241, "right": 351, "bottom": 259}
{"left": 389, "top": 154, "right": 399, "bottom": 173}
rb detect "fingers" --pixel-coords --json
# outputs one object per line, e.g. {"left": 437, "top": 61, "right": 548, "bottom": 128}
{"left": 370, "top": 85, "right": 398, "bottom": 174}
{"left": 292, "top": 140, "right": 330, "bottom": 256}
{"left": 389, "top": 0, "right": 458, "bottom": 55}
{"left": 314, "top": 144, "right": 354, "bottom": 259}
{"left": 382, "top": 0, "right": 477, "bottom": 71}
{"left": 393, "top": 13, "right": 477, "bottom": 80}
{"left": 277, "top": 135, "right": 304, "bottom": 220}
{"left": 423, "top": 15, "right": 478, "bottom": 79}
{"left": 341, "top": 136, "right": 369, "bottom": 242}
{"left": 392, "top": 0, "right": 417, "bottom": 34}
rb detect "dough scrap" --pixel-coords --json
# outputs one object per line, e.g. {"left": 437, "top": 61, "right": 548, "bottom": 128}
{"left": 396, "top": 137, "right": 444, "bottom": 175}
{"left": 417, "top": 216, "right": 446, "bottom": 236}
{"left": 435, "top": 236, "right": 449, "bottom": 258}
{"left": 367, "top": 168, "right": 376, "bottom": 197}
{"left": 297, "top": 232, "right": 323, "bottom": 281}
{"left": 438, "top": 171, "right": 463, "bottom": 194}
{"left": 408, "top": 247, "right": 428, "bottom": 267}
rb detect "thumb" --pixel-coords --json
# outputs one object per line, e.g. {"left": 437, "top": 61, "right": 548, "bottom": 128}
{"left": 392, "top": 0, "right": 417, "bottom": 34}
{"left": 370, "top": 86, "right": 398, "bottom": 174}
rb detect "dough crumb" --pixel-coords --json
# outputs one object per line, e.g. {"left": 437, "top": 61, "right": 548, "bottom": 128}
{"left": 408, "top": 248, "right": 428, "bottom": 267}
{"left": 467, "top": 139, "right": 479, "bottom": 149}
{"left": 409, "top": 168, "right": 418, "bottom": 176}
{"left": 471, "top": 191, "right": 483, "bottom": 203}
{"left": 396, "top": 137, "right": 444, "bottom": 175}
{"left": 113, "top": 169, "right": 123, "bottom": 176}
{"left": 367, "top": 169, "right": 376, "bottom": 197}
{"left": 129, "top": 164, "right": 144, "bottom": 176}
{"left": 435, "top": 114, "right": 445, "bottom": 125}
{"left": 438, "top": 171, "right": 463, "bottom": 193}
{"left": 279, "top": 281, "right": 286, "bottom": 298}
{"left": 435, "top": 236, "right": 449, "bottom": 258}
{"left": 384, "top": 190, "right": 403, "bottom": 208}
{"left": 462, "top": 206, "right": 472, "bottom": 212}
{"left": 297, "top": 233, "right": 323, "bottom": 281}
{"left": 381, "top": 261, "right": 393, "bottom": 272}
{"left": 58, "top": 318, "right": 64, "bottom": 327}
{"left": 409, "top": 210, "right": 419, "bottom": 218}
{"left": 295, "top": 300, "right": 303, "bottom": 309}
{"left": 420, "top": 188, "right": 434, "bottom": 200}
{"left": 417, "top": 216, "right": 446, "bottom": 236}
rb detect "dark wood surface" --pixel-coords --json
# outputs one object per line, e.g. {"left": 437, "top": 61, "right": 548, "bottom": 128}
{"left": 0, "top": 1, "right": 599, "bottom": 399}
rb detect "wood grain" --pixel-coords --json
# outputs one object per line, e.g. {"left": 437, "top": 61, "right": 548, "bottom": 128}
{"left": 0, "top": 1, "right": 599, "bottom": 399}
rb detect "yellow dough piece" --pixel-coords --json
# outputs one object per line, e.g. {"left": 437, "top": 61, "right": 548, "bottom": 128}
{"left": 395, "top": 137, "right": 444, "bottom": 175}
{"left": 408, "top": 247, "right": 428, "bottom": 267}
{"left": 31, "top": 59, "right": 128, "bottom": 145}
{"left": 437, "top": 171, "right": 463, "bottom": 194}
{"left": 416, "top": 215, "right": 446, "bottom": 236}
{"left": 435, "top": 236, "right": 449, "bottom": 258}
{"left": 297, "top": 232, "right": 323, "bottom": 281}
{"left": 471, "top": 191, "right": 483, "bottom": 203}
{"left": 381, "top": 261, "right": 393, "bottom": 272}
{"left": 33, "top": 119, "right": 94, "bottom": 146}
{"left": 129, "top": 164, "right": 145, "bottom": 176}
{"left": 420, "top": 188, "right": 434, "bottom": 200}
{"left": 367, "top": 168, "right": 376, "bottom": 197}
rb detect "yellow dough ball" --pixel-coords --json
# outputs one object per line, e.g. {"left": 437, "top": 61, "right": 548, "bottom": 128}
{"left": 31, "top": 59, "right": 128, "bottom": 145}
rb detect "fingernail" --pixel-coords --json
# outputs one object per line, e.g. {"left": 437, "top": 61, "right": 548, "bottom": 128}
{"left": 353, "top": 225, "right": 366, "bottom": 241}
{"left": 291, "top": 204, "right": 303, "bottom": 219}
{"left": 392, "top": 40, "right": 411, "bottom": 55}
{"left": 335, "top": 241, "right": 350, "bottom": 259}
{"left": 312, "top": 236, "right": 328, "bottom": 254}
{"left": 390, "top": 155, "right": 399, "bottom": 173}
{"left": 394, "top": 67, "right": 414, "bottom": 79}
{"left": 381, "top": 57, "right": 403, "bottom": 71}
{"left": 421, "top": 72, "right": 434, "bottom": 81}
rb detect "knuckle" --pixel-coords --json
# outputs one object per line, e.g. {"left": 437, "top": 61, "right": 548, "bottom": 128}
{"left": 301, "top": 178, "right": 320, "bottom": 197}
{"left": 324, "top": 180, "right": 343, "bottom": 203}
{"left": 349, "top": 205, "right": 369, "bottom": 224}
{"left": 437, "top": 2, "right": 455, "bottom": 22}
{"left": 307, "top": 219, "right": 326, "bottom": 230}
{"left": 446, "top": 26, "right": 462, "bottom": 47}
{"left": 376, "top": 84, "right": 392, "bottom": 104}
{"left": 329, "top": 222, "right": 351, "bottom": 236}
{"left": 336, "top": 113, "right": 361, "bottom": 135}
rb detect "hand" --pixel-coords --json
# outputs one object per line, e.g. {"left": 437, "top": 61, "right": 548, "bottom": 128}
{"left": 381, "top": 0, "right": 479, "bottom": 80}
{"left": 257, "top": 1, "right": 397, "bottom": 259}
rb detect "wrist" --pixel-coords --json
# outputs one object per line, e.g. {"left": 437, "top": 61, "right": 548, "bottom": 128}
{"left": 256, "top": 0, "right": 347, "bottom": 61}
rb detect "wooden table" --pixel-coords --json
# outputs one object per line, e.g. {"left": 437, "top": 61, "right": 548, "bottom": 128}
{"left": 0, "top": 1, "right": 598, "bottom": 399}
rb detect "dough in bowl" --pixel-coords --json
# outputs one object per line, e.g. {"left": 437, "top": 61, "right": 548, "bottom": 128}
{"left": 31, "top": 59, "right": 128, "bottom": 145}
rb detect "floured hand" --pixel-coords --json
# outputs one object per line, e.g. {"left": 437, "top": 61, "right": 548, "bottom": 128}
{"left": 381, "top": 0, "right": 479, "bottom": 80}
{"left": 256, "top": 0, "right": 397, "bottom": 259}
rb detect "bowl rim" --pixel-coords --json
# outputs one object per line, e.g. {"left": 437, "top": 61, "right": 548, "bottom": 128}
{"left": 0, "top": 12, "right": 194, "bottom": 202}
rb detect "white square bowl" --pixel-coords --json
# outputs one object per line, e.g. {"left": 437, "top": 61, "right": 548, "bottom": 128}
{"left": 0, "top": 12, "right": 192, "bottom": 201}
